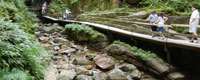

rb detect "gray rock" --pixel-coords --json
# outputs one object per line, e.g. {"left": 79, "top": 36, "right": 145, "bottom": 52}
{"left": 105, "top": 44, "right": 133, "bottom": 56}
{"left": 95, "top": 57, "right": 115, "bottom": 70}
{"left": 60, "top": 48, "right": 76, "bottom": 54}
{"left": 58, "top": 69, "right": 77, "bottom": 80}
{"left": 54, "top": 37, "right": 69, "bottom": 43}
{"left": 34, "top": 32, "right": 42, "bottom": 37}
{"left": 119, "top": 63, "right": 136, "bottom": 72}
{"left": 39, "top": 36, "right": 50, "bottom": 43}
{"left": 54, "top": 46, "right": 60, "bottom": 51}
{"left": 128, "top": 11, "right": 147, "bottom": 18}
{"left": 75, "top": 75, "right": 92, "bottom": 80}
{"left": 44, "top": 63, "right": 58, "bottom": 80}
{"left": 71, "top": 45, "right": 84, "bottom": 51}
{"left": 108, "top": 69, "right": 127, "bottom": 80}
{"left": 73, "top": 57, "right": 93, "bottom": 65}
{"left": 75, "top": 66, "right": 90, "bottom": 75}
{"left": 130, "top": 69, "right": 141, "bottom": 79}
{"left": 93, "top": 72, "right": 108, "bottom": 80}
{"left": 167, "top": 72, "right": 185, "bottom": 80}
{"left": 43, "top": 27, "right": 56, "bottom": 34}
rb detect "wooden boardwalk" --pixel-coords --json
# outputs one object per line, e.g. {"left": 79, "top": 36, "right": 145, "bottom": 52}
{"left": 43, "top": 16, "right": 200, "bottom": 51}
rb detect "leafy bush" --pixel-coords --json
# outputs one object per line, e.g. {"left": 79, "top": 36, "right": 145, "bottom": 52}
{"left": 139, "top": 0, "right": 200, "bottom": 16}
{"left": 0, "top": 0, "right": 37, "bottom": 33}
{"left": 0, "top": 0, "right": 51, "bottom": 79}
{"left": 113, "top": 40, "right": 168, "bottom": 65}
{"left": 0, "top": 68, "right": 34, "bottom": 80}
{"left": 113, "top": 40, "right": 156, "bottom": 60}
{"left": 0, "top": 20, "right": 50, "bottom": 79}
{"left": 65, "top": 24, "right": 106, "bottom": 43}
{"left": 48, "top": 0, "right": 68, "bottom": 17}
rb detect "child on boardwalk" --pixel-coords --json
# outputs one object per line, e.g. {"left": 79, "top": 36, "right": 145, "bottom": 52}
{"left": 156, "top": 13, "right": 168, "bottom": 40}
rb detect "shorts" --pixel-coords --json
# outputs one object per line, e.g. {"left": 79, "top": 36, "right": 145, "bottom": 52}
{"left": 189, "top": 27, "right": 197, "bottom": 33}
{"left": 158, "top": 27, "right": 164, "bottom": 32}
{"left": 151, "top": 26, "right": 157, "bottom": 31}
{"left": 42, "top": 7, "right": 46, "bottom": 11}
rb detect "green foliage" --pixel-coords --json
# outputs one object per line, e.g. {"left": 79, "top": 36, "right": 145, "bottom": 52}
{"left": 48, "top": 0, "right": 68, "bottom": 17}
{"left": 113, "top": 40, "right": 156, "bottom": 60}
{"left": 0, "top": 0, "right": 37, "bottom": 33}
{"left": 173, "top": 26, "right": 188, "bottom": 34}
{"left": 0, "top": 20, "right": 51, "bottom": 79}
{"left": 65, "top": 24, "right": 106, "bottom": 43}
{"left": 85, "top": 4, "right": 134, "bottom": 14}
{"left": 0, "top": 68, "right": 34, "bottom": 80}
{"left": 139, "top": 0, "right": 200, "bottom": 16}
{"left": 113, "top": 40, "right": 168, "bottom": 65}
{"left": 0, "top": 0, "right": 51, "bottom": 79}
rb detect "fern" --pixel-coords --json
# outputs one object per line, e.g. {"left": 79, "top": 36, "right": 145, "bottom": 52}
{"left": 65, "top": 24, "right": 106, "bottom": 43}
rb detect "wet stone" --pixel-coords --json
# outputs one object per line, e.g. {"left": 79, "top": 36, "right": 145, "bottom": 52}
{"left": 54, "top": 46, "right": 60, "bottom": 51}
{"left": 75, "top": 75, "right": 92, "bottom": 80}
{"left": 108, "top": 69, "right": 127, "bottom": 80}
{"left": 60, "top": 48, "right": 76, "bottom": 54}
{"left": 58, "top": 69, "right": 77, "bottom": 80}
{"left": 75, "top": 66, "right": 90, "bottom": 75}
{"left": 95, "top": 57, "right": 115, "bottom": 70}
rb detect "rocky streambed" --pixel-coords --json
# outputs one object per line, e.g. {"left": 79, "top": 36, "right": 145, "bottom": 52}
{"left": 35, "top": 22, "right": 184, "bottom": 80}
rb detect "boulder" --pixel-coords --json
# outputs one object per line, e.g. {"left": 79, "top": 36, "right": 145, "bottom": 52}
{"left": 71, "top": 45, "right": 84, "bottom": 51}
{"left": 58, "top": 69, "right": 77, "bottom": 80}
{"left": 93, "top": 72, "right": 108, "bottom": 80}
{"left": 73, "top": 57, "right": 93, "bottom": 65}
{"left": 119, "top": 63, "right": 137, "bottom": 72}
{"left": 54, "top": 37, "right": 69, "bottom": 43}
{"left": 128, "top": 11, "right": 147, "bottom": 19}
{"left": 44, "top": 63, "right": 58, "bottom": 80}
{"left": 75, "top": 75, "right": 93, "bottom": 80}
{"left": 54, "top": 46, "right": 60, "bottom": 51}
{"left": 108, "top": 69, "right": 127, "bottom": 80}
{"left": 60, "top": 48, "right": 76, "bottom": 54}
{"left": 39, "top": 36, "right": 50, "bottom": 43}
{"left": 105, "top": 44, "right": 133, "bottom": 56}
{"left": 75, "top": 66, "right": 90, "bottom": 75}
{"left": 167, "top": 16, "right": 189, "bottom": 24}
{"left": 43, "top": 27, "right": 56, "bottom": 34}
{"left": 167, "top": 72, "right": 185, "bottom": 80}
{"left": 130, "top": 69, "right": 141, "bottom": 79}
{"left": 34, "top": 32, "right": 42, "bottom": 37}
{"left": 95, "top": 57, "right": 115, "bottom": 70}
{"left": 85, "top": 65, "right": 94, "bottom": 70}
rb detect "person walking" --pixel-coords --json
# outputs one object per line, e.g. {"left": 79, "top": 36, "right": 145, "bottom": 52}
{"left": 189, "top": 6, "right": 199, "bottom": 43}
{"left": 156, "top": 13, "right": 168, "bottom": 40}
{"left": 146, "top": 10, "right": 158, "bottom": 38}
{"left": 65, "top": 8, "right": 71, "bottom": 20}
{"left": 42, "top": 1, "right": 47, "bottom": 15}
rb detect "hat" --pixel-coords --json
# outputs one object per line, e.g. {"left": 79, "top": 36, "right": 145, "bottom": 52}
{"left": 152, "top": 10, "right": 156, "bottom": 13}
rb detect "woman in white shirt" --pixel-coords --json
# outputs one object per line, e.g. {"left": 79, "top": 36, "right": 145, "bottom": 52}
{"left": 156, "top": 13, "right": 168, "bottom": 39}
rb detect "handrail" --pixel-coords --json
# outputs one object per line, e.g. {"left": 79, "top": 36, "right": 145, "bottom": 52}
{"left": 86, "top": 15, "right": 200, "bottom": 28}
{"left": 171, "top": 24, "right": 200, "bottom": 28}
{"left": 133, "top": 21, "right": 172, "bottom": 28}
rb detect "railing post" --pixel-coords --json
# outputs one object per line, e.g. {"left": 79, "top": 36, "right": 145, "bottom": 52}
{"left": 165, "top": 46, "right": 171, "bottom": 63}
